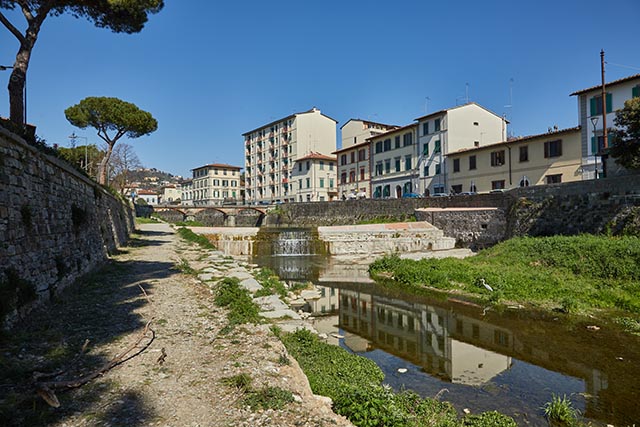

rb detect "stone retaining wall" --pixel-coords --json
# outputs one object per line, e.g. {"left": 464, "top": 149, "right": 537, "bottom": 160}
{"left": 0, "top": 127, "right": 134, "bottom": 325}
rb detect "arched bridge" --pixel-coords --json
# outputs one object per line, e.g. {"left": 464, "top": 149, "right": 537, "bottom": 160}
{"left": 152, "top": 206, "right": 268, "bottom": 227}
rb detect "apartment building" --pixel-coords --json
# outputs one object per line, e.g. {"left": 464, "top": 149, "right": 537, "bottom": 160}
{"left": 570, "top": 73, "right": 640, "bottom": 179}
{"left": 415, "top": 103, "right": 508, "bottom": 195}
{"left": 335, "top": 141, "right": 371, "bottom": 199}
{"left": 370, "top": 124, "right": 419, "bottom": 198}
{"left": 181, "top": 180, "right": 193, "bottom": 206}
{"left": 447, "top": 127, "right": 582, "bottom": 193}
{"left": 340, "top": 119, "right": 398, "bottom": 149}
{"left": 291, "top": 152, "right": 337, "bottom": 202}
{"left": 190, "top": 163, "right": 242, "bottom": 206}
{"left": 243, "top": 107, "right": 337, "bottom": 204}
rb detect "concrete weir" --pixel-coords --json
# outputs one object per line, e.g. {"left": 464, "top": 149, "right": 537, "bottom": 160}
{"left": 189, "top": 221, "right": 455, "bottom": 256}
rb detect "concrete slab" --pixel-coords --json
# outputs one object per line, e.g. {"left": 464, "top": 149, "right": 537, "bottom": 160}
{"left": 260, "top": 309, "right": 301, "bottom": 320}
{"left": 240, "top": 277, "right": 262, "bottom": 292}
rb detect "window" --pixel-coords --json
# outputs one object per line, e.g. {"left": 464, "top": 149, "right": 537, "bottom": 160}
{"left": 358, "top": 149, "right": 366, "bottom": 161}
{"left": 329, "top": 163, "right": 333, "bottom": 171}
{"left": 423, "top": 143, "right": 429, "bottom": 156}
{"left": 403, "top": 133, "right": 413, "bottom": 146}
{"left": 634, "top": 85, "right": 640, "bottom": 98}
{"left": 298, "top": 179, "right": 303, "bottom": 189}
{"left": 491, "top": 150, "right": 506, "bottom": 166}
{"left": 519, "top": 146, "right": 529, "bottom": 162}
{"left": 320, "top": 161, "right": 325, "bottom": 170}
{"left": 360, "top": 168, "right": 365, "bottom": 180}
{"left": 469, "top": 155, "right": 477, "bottom": 170}
{"left": 434, "top": 118, "right": 441, "bottom": 132}
{"left": 213, "top": 179, "right": 220, "bottom": 186}
{"left": 435, "top": 164, "right": 441, "bottom": 175}
{"left": 492, "top": 180, "right": 505, "bottom": 190}
{"left": 590, "top": 93, "right": 612, "bottom": 116}
{"left": 375, "top": 162, "right": 383, "bottom": 176}
{"left": 451, "top": 184, "right": 462, "bottom": 194}
{"left": 329, "top": 178, "right": 334, "bottom": 188}
{"left": 422, "top": 122, "right": 429, "bottom": 135}
{"left": 383, "top": 139, "right": 391, "bottom": 151}
{"left": 340, "top": 154, "right": 347, "bottom": 165}
{"left": 306, "top": 161, "right": 310, "bottom": 170}
{"left": 349, "top": 170, "right": 356, "bottom": 182}
{"left": 453, "top": 158, "right": 460, "bottom": 173}
{"left": 298, "top": 163, "right": 303, "bottom": 172}
{"left": 306, "top": 178, "right": 310, "bottom": 188}
{"left": 375, "top": 141, "right": 383, "bottom": 153}
{"left": 546, "top": 174, "right": 562, "bottom": 184}
{"left": 544, "top": 140, "right": 562, "bottom": 158}
{"left": 591, "top": 135, "right": 605, "bottom": 154}
{"left": 350, "top": 152, "right": 355, "bottom": 163}
{"left": 519, "top": 177, "right": 530, "bottom": 187}
{"left": 319, "top": 178, "right": 324, "bottom": 188}
{"left": 340, "top": 172, "right": 347, "bottom": 184}
{"left": 394, "top": 136, "right": 401, "bottom": 149}
{"left": 395, "top": 157, "right": 401, "bottom": 172}
{"left": 222, "top": 180, "right": 228, "bottom": 186}
{"left": 405, "top": 155, "right": 411, "bottom": 170}
{"left": 384, "top": 159, "right": 391, "bottom": 173}
{"left": 434, "top": 140, "right": 441, "bottom": 153}
{"left": 424, "top": 165, "right": 429, "bottom": 176}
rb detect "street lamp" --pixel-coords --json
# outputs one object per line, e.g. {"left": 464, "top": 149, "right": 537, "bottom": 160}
{"left": 68, "top": 132, "right": 89, "bottom": 171}
{"left": 590, "top": 117, "right": 599, "bottom": 179}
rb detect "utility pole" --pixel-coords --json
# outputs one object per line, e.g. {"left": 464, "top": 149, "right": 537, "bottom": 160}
{"left": 600, "top": 49, "right": 608, "bottom": 178}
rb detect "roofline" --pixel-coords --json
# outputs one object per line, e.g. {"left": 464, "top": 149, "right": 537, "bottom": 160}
{"left": 191, "top": 163, "right": 242, "bottom": 171}
{"left": 365, "top": 123, "right": 418, "bottom": 141}
{"left": 570, "top": 73, "right": 640, "bottom": 96}
{"left": 414, "top": 102, "right": 509, "bottom": 123}
{"left": 339, "top": 118, "right": 399, "bottom": 130}
{"left": 333, "top": 139, "right": 371, "bottom": 154}
{"left": 445, "top": 126, "right": 581, "bottom": 156}
{"left": 295, "top": 151, "right": 337, "bottom": 162}
{"left": 242, "top": 107, "right": 337, "bottom": 136}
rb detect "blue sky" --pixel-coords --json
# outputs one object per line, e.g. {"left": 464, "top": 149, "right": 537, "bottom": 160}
{"left": 1, "top": 0, "right": 639, "bottom": 178}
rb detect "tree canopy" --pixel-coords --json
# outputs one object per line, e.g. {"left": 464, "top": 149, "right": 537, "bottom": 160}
{"left": 609, "top": 97, "right": 640, "bottom": 170}
{"left": 65, "top": 96, "right": 157, "bottom": 185}
{"left": 0, "top": 0, "right": 163, "bottom": 124}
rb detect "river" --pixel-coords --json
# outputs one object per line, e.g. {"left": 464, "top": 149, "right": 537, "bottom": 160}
{"left": 252, "top": 252, "right": 640, "bottom": 427}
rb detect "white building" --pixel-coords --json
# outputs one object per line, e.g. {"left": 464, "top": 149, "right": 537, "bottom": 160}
{"left": 570, "top": 73, "right": 640, "bottom": 179}
{"left": 340, "top": 119, "right": 398, "bottom": 149}
{"left": 291, "top": 152, "right": 337, "bottom": 202}
{"left": 159, "top": 184, "right": 181, "bottom": 205}
{"left": 370, "top": 124, "right": 419, "bottom": 199}
{"left": 415, "top": 103, "right": 508, "bottom": 195}
{"left": 181, "top": 180, "right": 193, "bottom": 206}
{"left": 190, "top": 163, "right": 242, "bottom": 206}
{"left": 136, "top": 189, "right": 159, "bottom": 206}
{"left": 243, "top": 107, "right": 337, "bottom": 204}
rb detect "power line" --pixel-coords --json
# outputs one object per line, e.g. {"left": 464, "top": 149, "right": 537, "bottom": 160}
{"left": 606, "top": 61, "right": 640, "bottom": 71}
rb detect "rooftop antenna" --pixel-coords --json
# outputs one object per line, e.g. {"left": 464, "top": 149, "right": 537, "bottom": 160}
{"left": 504, "top": 78, "right": 514, "bottom": 137}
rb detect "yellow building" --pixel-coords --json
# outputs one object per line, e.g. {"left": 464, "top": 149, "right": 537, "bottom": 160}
{"left": 446, "top": 127, "right": 582, "bottom": 193}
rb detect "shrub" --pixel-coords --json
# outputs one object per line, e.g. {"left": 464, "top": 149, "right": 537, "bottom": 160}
{"left": 214, "top": 278, "right": 261, "bottom": 327}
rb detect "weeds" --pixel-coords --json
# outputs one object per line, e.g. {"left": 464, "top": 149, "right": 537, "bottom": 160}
{"left": 176, "top": 227, "right": 216, "bottom": 250}
{"left": 543, "top": 394, "right": 583, "bottom": 426}
{"left": 220, "top": 373, "right": 294, "bottom": 411}
{"left": 175, "top": 258, "right": 195, "bottom": 275}
{"left": 254, "top": 268, "right": 288, "bottom": 299}
{"left": 370, "top": 235, "right": 640, "bottom": 316}
{"left": 214, "top": 278, "right": 261, "bottom": 330}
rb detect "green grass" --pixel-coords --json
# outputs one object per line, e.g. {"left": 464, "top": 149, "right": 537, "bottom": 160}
{"left": 357, "top": 215, "right": 416, "bottom": 225}
{"left": 253, "top": 268, "right": 288, "bottom": 299}
{"left": 543, "top": 394, "right": 585, "bottom": 426}
{"left": 281, "top": 329, "right": 515, "bottom": 427}
{"left": 369, "top": 235, "right": 640, "bottom": 316}
{"left": 220, "top": 373, "right": 294, "bottom": 410}
{"left": 214, "top": 277, "right": 261, "bottom": 330}
{"left": 134, "top": 217, "right": 157, "bottom": 224}
{"left": 176, "top": 227, "right": 216, "bottom": 250}
{"left": 175, "top": 220, "right": 205, "bottom": 227}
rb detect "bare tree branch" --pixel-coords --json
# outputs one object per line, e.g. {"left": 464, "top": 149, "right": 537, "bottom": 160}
{"left": 0, "top": 11, "right": 26, "bottom": 43}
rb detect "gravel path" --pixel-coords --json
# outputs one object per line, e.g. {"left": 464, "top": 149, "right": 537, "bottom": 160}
{"left": 1, "top": 222, "right": 351, "bottom": 427}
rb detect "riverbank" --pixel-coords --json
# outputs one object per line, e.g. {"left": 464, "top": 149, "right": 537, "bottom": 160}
{"left": 369, "top": 234, "right": 640, "bottom": 331}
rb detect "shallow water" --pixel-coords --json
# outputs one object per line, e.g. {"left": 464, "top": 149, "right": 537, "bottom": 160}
{"left": 254, "top": 254, "right": 640, "bottom": 426}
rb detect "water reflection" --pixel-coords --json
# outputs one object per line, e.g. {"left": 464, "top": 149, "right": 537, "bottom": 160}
{"left": 254, "top": 255, "right": 640, "bottom": 426}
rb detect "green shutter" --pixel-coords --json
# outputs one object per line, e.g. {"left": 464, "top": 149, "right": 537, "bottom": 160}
{"left": 606, "top": 93, "right": 612, "bottom": 113}
{"left": 423, "top": 143, "right": 429, "bottom": 156}
{"left": 590, "top": 97, "right": 597, "bottom": 116}
{"left": 633, "top": 86, "right": 640, "bottom": 98}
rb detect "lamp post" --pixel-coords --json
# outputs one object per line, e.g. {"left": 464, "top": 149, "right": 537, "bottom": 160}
{"left": 590, "top": 117, "right": 599, "bottom": 179}
{"left": 68, "top": 132, "right": 88, "bottom": 171}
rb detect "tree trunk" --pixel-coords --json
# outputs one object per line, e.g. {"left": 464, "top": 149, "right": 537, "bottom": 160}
{"left": 8, "top": 46, "right": 30, "bottom": 125}
{"left": 98, "top": 143, "right": 115, "bottom": 185}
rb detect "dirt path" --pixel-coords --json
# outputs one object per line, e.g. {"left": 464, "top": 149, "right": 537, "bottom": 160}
{"left": 0, "top": 223, "right": 351, "bottom": 427}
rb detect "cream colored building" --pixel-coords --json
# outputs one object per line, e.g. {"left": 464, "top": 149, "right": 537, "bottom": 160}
{"left": 335, "top": 141, "right": 371, "bottom": 199}
{"left": 160, "top": 184, "right": 181, "bottom": 205}
{"left": 370, "top": 124, "right": 419, "bottom": 198}
{"left": 415, "top": 103, "right": 508, "bottom": 195}
{"left": 191, "top": 163, "right": 242, "bottom": 206}
{"left": 447, "top": 127, "right": 582, "bottom": 193}
{"left": 570, "top": 73, "right": 640, "bottom": 179}
{"left": 340, "top": 119, "right": 398, "bottom": 149}
{"left": 291, "top": 152, "right": 337, "bottom": 202}
{"left": 181, "top": 180, "right": 193, "bottom": 206}
{"left": 243, "top": 107, "right": 337, "bottom": 204}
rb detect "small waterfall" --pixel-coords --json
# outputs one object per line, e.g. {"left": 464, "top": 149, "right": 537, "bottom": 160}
{"left": 254, "top": 228, "right": 327, "bottom": 257}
